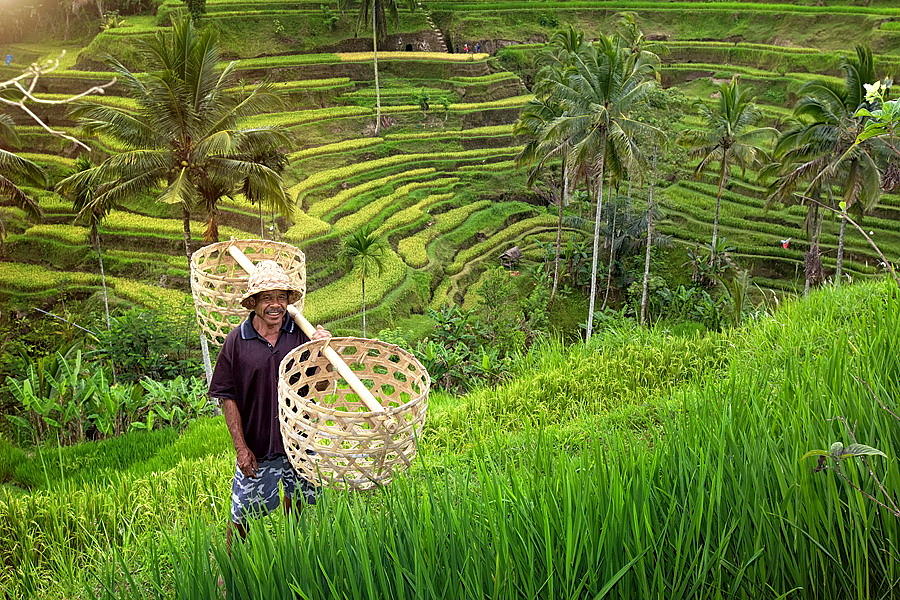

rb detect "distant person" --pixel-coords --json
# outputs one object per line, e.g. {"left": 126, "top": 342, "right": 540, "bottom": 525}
{"left": 209, "top": 260, "right": 332, "bottom": 548}
{"left": 474, "top": 42, "right": 481, "bottom": 53}
{"left": 4, "top": 54, "right": 13, "bottom": 66}
{"left": 463, "top": 43, "right": 469, "bottom": 53}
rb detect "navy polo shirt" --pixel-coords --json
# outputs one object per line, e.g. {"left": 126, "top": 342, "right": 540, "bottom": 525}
{"left": 209, "top": 312, "right": 310, "bottom": 459}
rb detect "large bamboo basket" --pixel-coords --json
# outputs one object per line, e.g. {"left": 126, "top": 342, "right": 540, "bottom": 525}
{"left": 190, "top": 239, "right": 306, "bottom": 348}
{"left": 279, "top": 337, "right": 430, "bottom": 490}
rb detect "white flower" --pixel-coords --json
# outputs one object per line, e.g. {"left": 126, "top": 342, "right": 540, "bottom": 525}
{"left": 864, "top": 81, "right": 883, "bottom": 103}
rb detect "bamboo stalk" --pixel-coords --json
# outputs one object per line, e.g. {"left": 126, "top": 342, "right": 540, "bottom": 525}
{"left": 227, "top": 244, "right": 386, "bottom": 414}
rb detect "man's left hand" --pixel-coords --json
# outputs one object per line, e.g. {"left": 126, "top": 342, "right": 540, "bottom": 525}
{"left": 311, "top": 325, "right": 332, "bottom": 340}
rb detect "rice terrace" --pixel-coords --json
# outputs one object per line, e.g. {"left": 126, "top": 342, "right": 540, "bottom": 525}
{"left": 1, "top": 0, "right": 899, "bottom": 597}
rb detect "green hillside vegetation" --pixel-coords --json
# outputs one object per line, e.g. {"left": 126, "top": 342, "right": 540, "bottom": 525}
{"left": 1, "top": 281, "right": 897, "bottom": 598}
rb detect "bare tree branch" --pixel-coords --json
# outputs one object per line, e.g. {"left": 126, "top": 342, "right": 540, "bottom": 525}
{"left": 0, "top": 52, "right": 116, "bottom": 151}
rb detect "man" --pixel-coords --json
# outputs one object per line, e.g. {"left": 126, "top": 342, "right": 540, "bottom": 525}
{"left": 209, "top": 260, "right": 331, "bottom": 544}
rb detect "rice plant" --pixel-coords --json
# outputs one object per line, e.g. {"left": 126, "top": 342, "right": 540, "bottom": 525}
{"left": 68, "top": 280, "right": 900, "bottom": 600}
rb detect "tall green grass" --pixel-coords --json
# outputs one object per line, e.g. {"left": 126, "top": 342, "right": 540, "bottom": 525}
{"left": 80, "top": 280, "right": 899, "bottom": 600}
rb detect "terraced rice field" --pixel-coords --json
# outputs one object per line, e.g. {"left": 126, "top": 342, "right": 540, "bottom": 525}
{"left": 3, "top": 0, "right": 899, "bottom": 331}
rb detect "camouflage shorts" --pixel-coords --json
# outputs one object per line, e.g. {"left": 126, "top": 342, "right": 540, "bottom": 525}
{"left": 230, "top": 455, "right": 317, "bottom": 525}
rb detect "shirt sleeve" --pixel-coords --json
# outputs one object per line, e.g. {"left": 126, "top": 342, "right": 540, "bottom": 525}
{"left": 209, "top": 333, "right": 236, "bottom": 400}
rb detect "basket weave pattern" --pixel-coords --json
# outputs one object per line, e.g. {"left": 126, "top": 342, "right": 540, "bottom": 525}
{"left": 190, "top": 240, "right": 306, "bottom": 347}
{"left": 279, "top": 337, "right": 430, "bottom": 490}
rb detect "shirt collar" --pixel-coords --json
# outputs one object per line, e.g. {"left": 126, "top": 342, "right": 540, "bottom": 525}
{"left": 240, "top": 312, "right": 295, "bottom": 340}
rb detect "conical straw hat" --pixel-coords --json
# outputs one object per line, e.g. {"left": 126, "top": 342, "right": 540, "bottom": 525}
{"left": 240, "top": 260, "right": 303, "bottom": 309}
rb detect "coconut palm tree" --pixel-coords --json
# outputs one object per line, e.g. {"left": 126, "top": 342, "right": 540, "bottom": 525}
{"left": 339, "top": 226, "right": 386, "bottom": 337}
{"left": 679, "top": 77, "right": 776, "bottom": 264}
{"left": 515, "top": 27, "right": 588, "bottom": 303}
{"left": 516, "top": 94, "right": 567, "bottom": 302}
{"left": 57, "top": 14, "right": 291, "bottom": 262}
{"left": 0, "top": 113, "right": 44, "bottom": 245}
{"left": 356, "top": 0, "right": 415, "bottom": 134}
{"left": 539, "top": 36, "right": 660, "bottom": 339}
{"left": 767, "top": 47, "right": 882, "bottom": 284}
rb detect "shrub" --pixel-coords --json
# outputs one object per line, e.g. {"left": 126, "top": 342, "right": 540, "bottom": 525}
{"left": 94, "top": 308, "right": 200, "bottom": 383}
{"left": 185, "top": 0, "right": 207, "bottom": 20}
{"left": 4, "top": 348, "right": 212, "bottom": 446}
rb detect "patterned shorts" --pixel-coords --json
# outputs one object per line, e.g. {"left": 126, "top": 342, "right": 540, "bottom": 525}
{"left": 230, "top": 455, "right": 317, "bottom": 525}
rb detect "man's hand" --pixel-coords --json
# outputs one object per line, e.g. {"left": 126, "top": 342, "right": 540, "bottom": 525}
{"left": 236, "top": 446, "right": 258, "bottom": 478}
{"left": 311, "top": 324, "right": 332, "bottom": 340}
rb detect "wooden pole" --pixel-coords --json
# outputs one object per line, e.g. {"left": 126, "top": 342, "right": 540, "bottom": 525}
{"left": 227, "top": 244, "right": 386, "bottom": 414}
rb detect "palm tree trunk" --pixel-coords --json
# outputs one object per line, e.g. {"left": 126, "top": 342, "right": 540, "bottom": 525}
{"left": 551, "top": 165, "right": 568, "bottom": 303}
{"left": 361, "top": 275, "right": 367, "bottom": 337}
{"left": 204, "top": 197, "right": 220, "bottom": 243}
{"left": 258, "top": 200, "right": 264, "bottom": 238}
{"left": 712, "top": 153, "right": 727, "bottom": 263}
{"left": 372, "top": 5, "right": 382, "bottom": 135}
{"left": 181, "top": 204, "right": 193, "bottom": 264}
{"left": 803, "top": 202, "right": 823, "bottom": 296}
{"left": 640, "top": 183, "right": 654, "bottom": 326}
{"left": 835, "top": 213, "right": 847, "bottom": 285}
{"left": 94, "top": 226, "right": 111, "bottom": 330}
{"left": 602, "top": 198, "right": 617, "bottom": 310}
{"left": 586, "top": 137, "right": 606, "bottom": 340}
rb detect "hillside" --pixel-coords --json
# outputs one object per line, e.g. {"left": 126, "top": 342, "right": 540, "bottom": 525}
{"left": 1, "top": 0, "right": 899, "bottom": 338}
{"left": 1, "top": 279, "right": 897, "bottom": 598}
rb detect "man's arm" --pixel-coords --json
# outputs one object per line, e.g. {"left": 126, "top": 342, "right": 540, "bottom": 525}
{"left": 209, "top": 334, "right": 257, "bottom": 478}
{"left": 222, "top": 398, "right": 257, "bottom": 477}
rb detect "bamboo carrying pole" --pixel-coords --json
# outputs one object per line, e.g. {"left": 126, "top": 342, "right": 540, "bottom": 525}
{"left": 227, "top": 245, "right": 386, "bottom": 414}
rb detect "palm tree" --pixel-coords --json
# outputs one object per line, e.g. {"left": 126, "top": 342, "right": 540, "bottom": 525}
{"left": 515, "top": 27, "right": 587, "bottom": 303}
{"left": 239, "top": 149, "right": 288, "bottom": 238}
{"left": 767, "top": 47, "right": 882, "bottom": 284}
{"left": 357, "top": 0, "right": 414, "bottom": 134}
{"left": 57, "top": 15, "right": 291, "bottom": 262}
{"left": 0, "top": 113, "right": 44, "bottom": 245}
{"left": 339, "top": 226, "right": 386, "bottom": 337}
{"left": 539, "top": 36, "right": 660, "bottom": 339}
{"left": 679, "top": 77, "right": 776, "bottom": 264}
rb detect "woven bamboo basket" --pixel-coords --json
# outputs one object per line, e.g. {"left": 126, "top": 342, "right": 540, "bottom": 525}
{"left": 278, "top": 337, "right": 430, "bottom": 490}
{"left": 190, "top": 239, "right": 306, "bottom": 348}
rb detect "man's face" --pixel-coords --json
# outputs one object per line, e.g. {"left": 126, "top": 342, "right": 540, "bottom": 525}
{"left": 251, "top": 290, "right": 290, "bottom": 327}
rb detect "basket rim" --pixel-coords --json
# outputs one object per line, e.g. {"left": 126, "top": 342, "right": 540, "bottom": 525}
{"left": 190, "top": 239, "right": 306, "bottom": 280}
{"left": 279, "top": 336, "right": 431, "bottom": 418}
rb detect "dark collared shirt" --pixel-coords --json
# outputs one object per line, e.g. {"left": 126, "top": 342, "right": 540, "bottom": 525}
{"left": 209, "top": 312, "right": 310, "bottom": 459}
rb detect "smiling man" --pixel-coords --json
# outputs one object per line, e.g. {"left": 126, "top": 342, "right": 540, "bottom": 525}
{"left": 208, "top": 260, "right": 331, "bottom": 545}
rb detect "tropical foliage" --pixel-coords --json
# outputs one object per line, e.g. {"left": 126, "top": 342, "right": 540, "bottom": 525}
{"left": 0, "top": 114, "right": 44, "bottom": 241}
{"left": 680, "top": 77, "right": 775, "bottom": 264}
{"left": 339, "top": 227, "right": 386, "bottom": 337}
{"left": 57, "top": 14, "right": 291, "bottom": 259}
{"left": 767, "top": 47, "right": 883, "bottom": 284}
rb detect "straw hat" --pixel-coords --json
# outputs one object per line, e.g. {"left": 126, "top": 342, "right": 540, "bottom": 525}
{"left": 240, "top": 260, "right": 302, "bottom": 309}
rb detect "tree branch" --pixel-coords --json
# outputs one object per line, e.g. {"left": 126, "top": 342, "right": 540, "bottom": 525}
{"left": 1, "top": 52, "right": 116, "bottom": 152}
